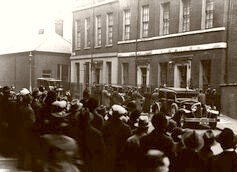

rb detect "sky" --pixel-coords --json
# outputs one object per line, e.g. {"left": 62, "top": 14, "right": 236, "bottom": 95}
{"left": 0, "top": 0, "right": 73, "bottom": 48}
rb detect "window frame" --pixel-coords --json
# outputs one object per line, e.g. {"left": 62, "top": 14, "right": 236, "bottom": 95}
{"left": 95, "top": 15, "right": 102, "bottom": 47}
{"left": 75, "top": 20, "right": 81, "bottom": 49}
{"left": 140, "top": 5, "right": 149, "bottom": 38}
{"left": 160, "top": 2, "right": 170, "bottom": 35}
{"left": 123, "top": 9, "right": 131, "bottom": 41}
{"left": 205, "top": 0, "right": 214, "bottom": 29}
{"left": 106, "top": 12, "right": 113, "bottom": 45}
{"left": 85, "top": 17, "right": 91, "bottom": 48}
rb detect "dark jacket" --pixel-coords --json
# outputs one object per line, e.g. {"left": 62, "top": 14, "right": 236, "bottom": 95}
{"left": 102, "top": 118, "right": 132, "bottom": 172}
{"left": 175, "top": 148, "right": 206, "bottom": 172}
{"left": 210, "top": 151, "right": 237, "bottom": 172}
{"left": 140, "top": 129, "right": 175, "bottom": 171}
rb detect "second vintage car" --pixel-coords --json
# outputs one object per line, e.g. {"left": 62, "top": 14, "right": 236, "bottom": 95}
{"left": 152, "top": 87, "right": 219, "bottom": 129}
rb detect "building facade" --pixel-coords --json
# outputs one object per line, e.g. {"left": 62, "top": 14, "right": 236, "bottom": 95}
{"left": 0, "top": 33, "right": 71, "bottom": 91}
{"left": 71, "top": 0, "right": 237, "bottom": 117}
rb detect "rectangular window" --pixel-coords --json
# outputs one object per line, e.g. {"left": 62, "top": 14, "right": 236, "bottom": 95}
{"left": 95, "top": 15, "right": 102, "bottom": 47}
{"left": 160, "top": 3, "right": 170, "bottom": 35}
{"left": 141, "top": 5, "right": 149, "bottom": 38}
{"left": 62, "top": 65, "right": 69, "bottom": 82}
{"left": 76, "top": 63, "right": 80, "bottom": 89}
{"left": 43, "top": 69, "right": 52, "bottom": 78}
{"left": 106, "top": 13, "right": 113, "bottom": 45}
{"left": 85, "top": 17, "right": 91, "bottom": 47}
{"left": 123, "top": 9, "right": 131, "bottom": 40}
{"left": 106, "top": 62, "right": 112, "bottom": 84}
{"left": 84, "top": 62, "right": 90, "bottom": 84}
{"left": 75, "top": 20, "right": 81, "bottom": 49}
{"left": 122, "top": 63, "right": 129, "bottom": 85}
{"left": 182, "top": 0, "right": 191, "bottom": 32}
{"left": 205, "top": 0, "right": 214, "bottom": 28}
{"left": 160, "top": 63, "right": 168, "bottom": 87}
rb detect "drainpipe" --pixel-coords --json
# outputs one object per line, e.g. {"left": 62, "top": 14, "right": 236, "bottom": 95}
{"left": 135, "top": 0, "right": 140, "bottom": 87}
{"left": 225, "top": 0, "right": 232, "bottom": 84}
{"left": 90, "top": 0, "right": 95, "bottom": 92}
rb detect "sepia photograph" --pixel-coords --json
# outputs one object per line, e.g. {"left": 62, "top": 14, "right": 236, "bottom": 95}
{"left": 0, "top": 0, "right": 236, "bottom": 171}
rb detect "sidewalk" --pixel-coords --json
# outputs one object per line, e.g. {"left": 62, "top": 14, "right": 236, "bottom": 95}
{"left": 216, "top": 114, "right": 237, "bottom": 134}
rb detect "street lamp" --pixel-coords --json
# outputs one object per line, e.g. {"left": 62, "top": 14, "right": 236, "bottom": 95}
{"left": 29, "top": 51, "right": 33, "bottom": 92}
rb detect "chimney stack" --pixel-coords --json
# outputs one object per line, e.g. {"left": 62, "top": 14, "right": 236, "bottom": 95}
{"left": 38, "top": 29, "right": 44, "bottom": 35}
{"left": 55, "top": 19, "right": 64, "bottom": 37}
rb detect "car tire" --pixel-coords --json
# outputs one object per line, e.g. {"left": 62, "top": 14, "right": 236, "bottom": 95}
{"left": 170, "top": 104, "right": 178, "bottom": 117}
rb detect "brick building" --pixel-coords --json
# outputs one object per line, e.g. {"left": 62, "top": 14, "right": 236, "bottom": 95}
{"left": 71, "top": 0, "right": 237, "bottom": 118}
{"left": 0, "top": 31, "right": 71, "bottom": 92}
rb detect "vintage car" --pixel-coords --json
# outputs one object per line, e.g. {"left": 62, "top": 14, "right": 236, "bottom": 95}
{"left": 152, "top": 87, "right": 219, "bottom": 129}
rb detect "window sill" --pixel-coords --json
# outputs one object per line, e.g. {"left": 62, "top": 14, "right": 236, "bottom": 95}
{"left": 95, "top": 46, "right": 102, "bottom": 49}
{"left": 105, "top": 44, "right": 113, "bottom": 47}
{"left": 74, "top": 48, "right": 81, "bottom": 51}
{"left": 84, "top": 47, "right": 91, "bottom": 50}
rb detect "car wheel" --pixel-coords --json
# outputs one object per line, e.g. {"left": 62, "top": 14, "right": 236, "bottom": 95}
{"left": 170, "top": 104, "right": 178, "bottom": 117}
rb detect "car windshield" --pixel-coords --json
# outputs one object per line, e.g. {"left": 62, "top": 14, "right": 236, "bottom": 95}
{"left": 176, "top": 92, "right": 198, "bottom": 99}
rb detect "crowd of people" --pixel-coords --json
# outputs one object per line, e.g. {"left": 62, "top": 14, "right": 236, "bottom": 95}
{"left": 0, "top": 85, "right": 235, "bottom": 172}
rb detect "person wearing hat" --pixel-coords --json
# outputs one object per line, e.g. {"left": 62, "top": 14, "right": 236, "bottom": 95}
{"left": 34, "top": 90, "right": 58, "bottom": 135}
{"left": 67, "top": 99, "right": 83, "bottom": 138}
{"left": 31, "top": 88, "right": 43, "bottom": 114}
{"left": 140, "top": 113, "right": 175, "bottom": 172}
{"left": 210, "top": 128, "right": 237, "bottom": 172}
{"left": 84, "top": 97, "right": 104, "bottom": 132}
{"left": 126, "top": 100, "right": 141, "bottom": 131}
{"left": 171, "top": 127, "right": 185, "bottom": 156}
{"left": 102, "top": 104, "right": 132, "bottom": 172}
{"left": 101, "top": 85, "right": 111, "bottom": 109}
{"left": 39, "top": 134, "right": 80, "bottom": 172}
{"left": 74, "top": 107, "right": 106, "bottom": 172}
{"left": 175, "top": 129, "right": 205, "bottom": 172}
{"left": 16, "top": 88, "right": 36, "bottom": 170}
{"left": 143, "top": 149, "right": 170, "bottom": 172}
{"left": 125, "top": 115, "right": 149, "bottom": 172}
{"left": 198, "top": 129, "right": 215, "bottom": 169}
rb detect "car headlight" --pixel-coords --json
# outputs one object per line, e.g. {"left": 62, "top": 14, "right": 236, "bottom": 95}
{"left": 191, "top": 104, "right": 197, "bottom": 112}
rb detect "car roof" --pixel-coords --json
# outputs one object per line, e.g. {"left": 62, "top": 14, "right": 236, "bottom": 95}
{"left": 159, "top": 87, "right": 198, "bottom": 93}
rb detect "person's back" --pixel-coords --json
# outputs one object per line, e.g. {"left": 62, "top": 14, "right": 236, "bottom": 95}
{"left": 140, "top": 114, "right": 175, "bottom": 171}
{"left": 102, "top": 105, "right": 132, "bottom": 172}
{"left": 175, "top": 130, "right": 205, "bottom": 172}
{"left": 211, "top": 151, "right": 237, "bottom": 172}
{"left": 210, "top": 128, "right": 237, "bottom": 172}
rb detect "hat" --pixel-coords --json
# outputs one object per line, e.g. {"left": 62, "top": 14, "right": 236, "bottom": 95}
{"left": 96, "top": 105, "right": 107, "bottom": 115}
{"left": 2, "top": 86, "right": 11, "bottom": 94}
{"left": 202, "top": 130, "right": 215, "bottom": 147}
{"left": 144, "top": 149, "right": 169, "bottom": 169}
{"left": 84, "top": 97, "right": 99, "bottom": 112}
{"left": 19, "top": 88, "right": 30, "bottom": 95}
{"left": 51, "top": 100, "right": 69, "bottom": 118}
{"left": 134, "top": 115, "right": 149, "bottom": 128}
{"left": 70, "top": 99, "right": 83, "bottom": 111}
{"left": 52, "top": 100, "right": 67, "bottom": 109}
{"left": 126, "top": 101, "right": 137, "bottom": 109}
{"left": 216, "top": 128, "right": 236, "bottom": 149}
{"left": 182, "top": 130, "right": 204, "bottom": 150}
{"left": 110, "top": 104, "right": 127, "bottom": 117}
{"left": 41, "top": 134, "right": 77, "bottom": 152}
{"left": 32, "top": 88, "right": 42, "bottom": 98}
{"left": 151, "top": 113, "right": 168, "bottom": 130}
{"left": 45, "top": 90, "right": 57, "bottom": 105}
{"left": 171, "top": 127, "right": 185, "bottom": 142}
